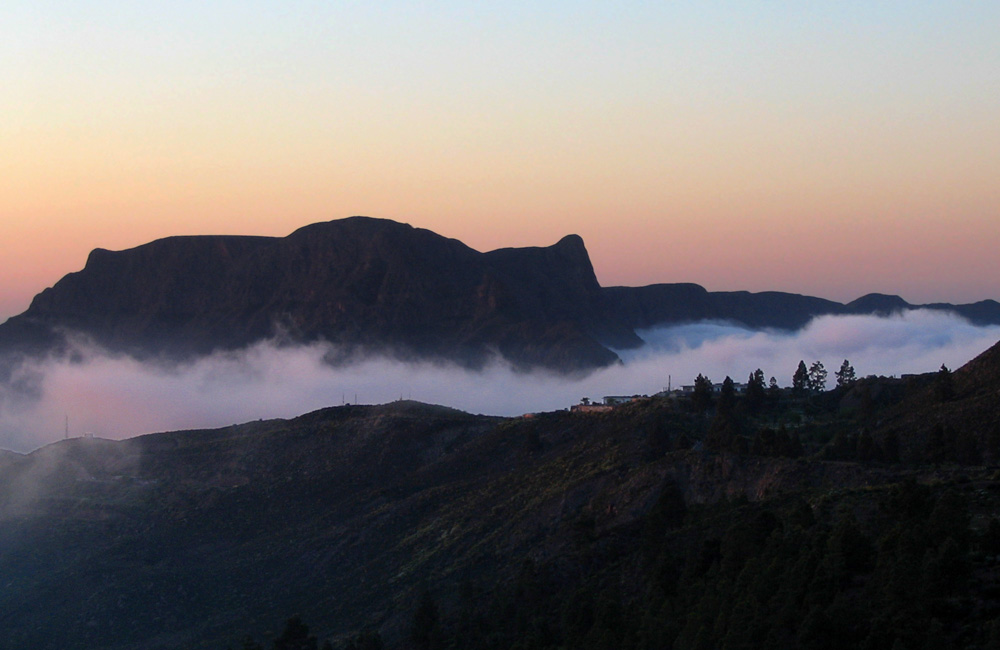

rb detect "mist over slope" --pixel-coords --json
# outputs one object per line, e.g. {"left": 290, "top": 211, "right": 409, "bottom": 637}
{"left": 2, "top": 310, "right": 997, "bottom": 452}
{"left": 5, "top": 335, "right": 1000, "bottom": 649}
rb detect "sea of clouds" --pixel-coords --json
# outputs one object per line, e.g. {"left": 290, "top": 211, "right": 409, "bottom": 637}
{"left": 1, "top": 309, "right": 999, "bottom": 452}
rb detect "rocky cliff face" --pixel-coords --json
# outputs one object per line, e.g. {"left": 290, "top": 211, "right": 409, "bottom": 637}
{"left": 3, "top": 217, "right": 636, "bottom": 371}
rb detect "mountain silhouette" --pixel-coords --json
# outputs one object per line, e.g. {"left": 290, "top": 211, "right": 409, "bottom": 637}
{"left": 1, "top": 216, "right": 998, "bottom": 372}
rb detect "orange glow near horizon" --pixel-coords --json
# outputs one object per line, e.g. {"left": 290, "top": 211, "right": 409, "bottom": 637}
{"left": 3, "top": 4, "right": 999, "bottom": 321}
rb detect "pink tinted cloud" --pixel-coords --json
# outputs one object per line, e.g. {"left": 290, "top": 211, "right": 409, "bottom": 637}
{"left": 1, "top": 310, "right": 997, "bottom": 452}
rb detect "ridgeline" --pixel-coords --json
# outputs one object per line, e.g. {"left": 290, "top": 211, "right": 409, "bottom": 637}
{"left": 2, "top": 340, "right": 1000, "bottom": 648}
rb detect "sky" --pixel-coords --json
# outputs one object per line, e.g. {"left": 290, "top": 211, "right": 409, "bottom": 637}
{"left": 3, "top": 2, "right": 1000, "bottom": 322}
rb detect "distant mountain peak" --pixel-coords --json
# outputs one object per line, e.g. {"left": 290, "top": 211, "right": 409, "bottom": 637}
{"left": 846, "top": 293, "right": 911, "bottom": 314}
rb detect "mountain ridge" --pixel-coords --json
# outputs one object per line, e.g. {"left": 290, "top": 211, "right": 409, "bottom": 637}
{"left": 4, "top": 337, "right": 1000, "bottom": 647}
{"left": 2, "top": 216, "right": 998, "bottom": 374}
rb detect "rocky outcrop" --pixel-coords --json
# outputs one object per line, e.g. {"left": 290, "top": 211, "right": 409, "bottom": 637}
{"left": 1, "top": 218, "right": 636, "bottom": 371}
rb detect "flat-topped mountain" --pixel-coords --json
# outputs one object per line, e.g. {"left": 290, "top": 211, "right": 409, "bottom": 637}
{"left": 1, "top": 217, "right": 637, "bottom": 372}
{"left": 1, "top": 216, "right": 998, "bottom": 373}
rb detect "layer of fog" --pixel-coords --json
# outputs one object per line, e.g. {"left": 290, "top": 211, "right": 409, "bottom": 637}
{"left": 1, "top": 310, "right": 998, "bottom": 452}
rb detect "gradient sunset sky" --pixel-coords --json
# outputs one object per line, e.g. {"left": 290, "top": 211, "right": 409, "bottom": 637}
{"left": 4, "top": 2, "right": 999, "bottom": 322}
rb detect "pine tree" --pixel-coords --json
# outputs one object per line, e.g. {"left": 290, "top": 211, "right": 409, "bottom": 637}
{"left": 692, "top": 374, "right": 714, "bottom": 413}
{"left": 808, "top": 361, "right": 827, "bottom": 393}
{"left": 792, "top": 361, "right": 810, "bottom": 396}
{"left": 835, "top": 360, "right": 856, "bottom": 388}
{"left": 768, "top": 376, "right": 781, "bottom": 406}
{"left": 745, "top": 369, "right": 766, "bottom": 414}
{"left": 718, "top": 376, "right": 736, "bottom": 416}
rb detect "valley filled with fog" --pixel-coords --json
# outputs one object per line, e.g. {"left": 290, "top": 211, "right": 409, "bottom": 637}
{"left": 2, "top": 310, "right": 998, "bottom": 452}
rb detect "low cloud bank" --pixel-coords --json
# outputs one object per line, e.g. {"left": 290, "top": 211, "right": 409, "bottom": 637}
{"left": 1, "top": 310, "right": 998, "bottom": 452}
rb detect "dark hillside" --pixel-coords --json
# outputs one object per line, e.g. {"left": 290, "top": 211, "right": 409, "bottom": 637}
{"left": 956, "top": 338, "right": 1000, "bottom": 390}
{"left": 874, "top": 339, "right": 1000, "bottom": 464}
{"left": 5, "top": 369, "right": 1000, "bottom": 649}
{"left": 0, "top": 398, "right": 875, "bottom": 648}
